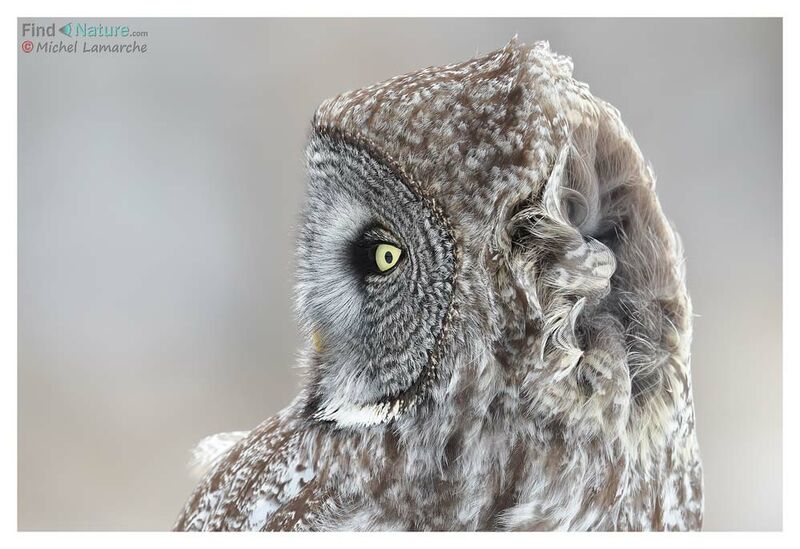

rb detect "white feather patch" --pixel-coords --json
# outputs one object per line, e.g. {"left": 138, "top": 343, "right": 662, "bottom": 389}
{"left": 188, "top": 431, "right": 249, "bottom": 480}
{"left": 314, "top": 399, "right": 402, "bottom": 427}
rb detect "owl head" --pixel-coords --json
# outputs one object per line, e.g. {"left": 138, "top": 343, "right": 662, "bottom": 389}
{"left": 294, "top": 39, "right": 691, "bottom": 432}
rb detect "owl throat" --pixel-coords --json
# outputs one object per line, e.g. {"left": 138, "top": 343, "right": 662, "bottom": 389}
{"left": 308, "top": 348, "right": 440, "bottom": 428}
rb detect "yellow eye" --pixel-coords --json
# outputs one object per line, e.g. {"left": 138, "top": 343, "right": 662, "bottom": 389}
{"left": 375, "top": 243, "right": 402, "bottom": 272}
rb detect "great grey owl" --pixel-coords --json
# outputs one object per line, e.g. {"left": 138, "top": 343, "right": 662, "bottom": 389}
{"left": 174, "top": 38, "right": 703, "bottom": 531}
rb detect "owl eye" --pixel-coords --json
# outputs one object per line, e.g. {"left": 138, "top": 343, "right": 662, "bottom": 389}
{"left": 374, "top": 243, "right": 402, "bottom": 273}
{"left": 349, "top": 228, "right": 404, "bottom": 278}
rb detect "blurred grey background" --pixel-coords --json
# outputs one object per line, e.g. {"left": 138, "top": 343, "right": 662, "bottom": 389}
{"left": 18, "top": 18, "right": 781, "bottom": 530}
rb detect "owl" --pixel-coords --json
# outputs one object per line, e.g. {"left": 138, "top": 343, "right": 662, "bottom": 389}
{"left": 174, "top": 38, "right": 703, "bottom": 531}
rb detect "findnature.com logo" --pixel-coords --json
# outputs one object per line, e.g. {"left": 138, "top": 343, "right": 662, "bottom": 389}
{"left": 20, "top": 21, "right": 149, "bottom": 54}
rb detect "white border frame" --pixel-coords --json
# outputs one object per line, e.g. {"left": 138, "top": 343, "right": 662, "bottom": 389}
{"left": 3, "top": 1, "right": 794, "bottom": 545}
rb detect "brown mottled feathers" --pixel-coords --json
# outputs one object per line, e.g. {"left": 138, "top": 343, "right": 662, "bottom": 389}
{"left": 175, "top": 38, "right": 702, "bottom": 531}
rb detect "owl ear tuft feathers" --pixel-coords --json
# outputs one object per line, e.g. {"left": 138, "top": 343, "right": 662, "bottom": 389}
{"left": 506, "top": 100, "right": 690, "bottom": 403}
{"left": 507, "top": 142, "right": 616, "bottom": 372}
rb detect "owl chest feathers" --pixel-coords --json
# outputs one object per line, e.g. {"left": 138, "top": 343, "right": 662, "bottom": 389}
{"left": 178, "top": 364, "right": 699, "bottom": 532}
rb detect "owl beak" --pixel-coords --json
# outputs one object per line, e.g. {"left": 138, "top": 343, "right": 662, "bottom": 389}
{"left": 311, "top": 330, "right": 324, "bottom": 353}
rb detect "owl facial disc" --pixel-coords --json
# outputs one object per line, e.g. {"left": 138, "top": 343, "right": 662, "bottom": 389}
{"left": 295, "top": 129, "right": 456, "bottom": 427}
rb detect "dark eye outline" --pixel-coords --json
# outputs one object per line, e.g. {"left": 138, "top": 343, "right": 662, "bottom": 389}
{"left": 349, "top": 226, "right": 405, "bottom": 277}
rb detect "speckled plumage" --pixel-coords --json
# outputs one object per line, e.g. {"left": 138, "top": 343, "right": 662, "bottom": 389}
{"left": 174, "top": 38, "right": 703, "bottom": 531}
